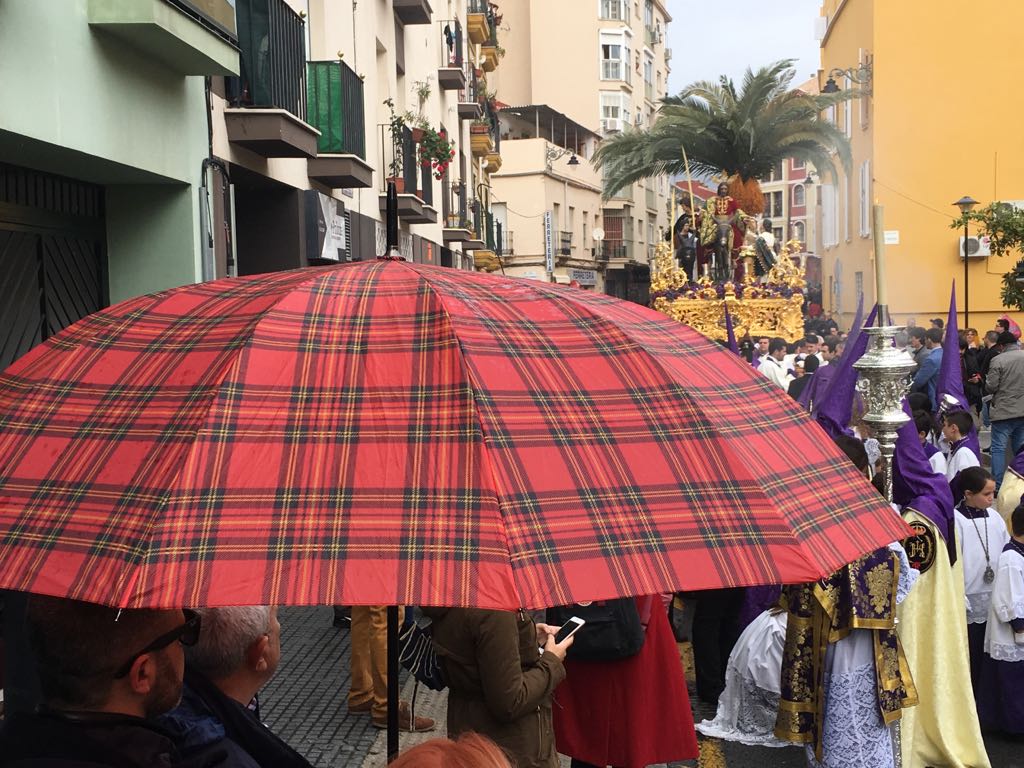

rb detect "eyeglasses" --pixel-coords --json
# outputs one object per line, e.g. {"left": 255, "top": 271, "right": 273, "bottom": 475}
{"left": 113, "top": 609, "right": 201, "bottom": 678}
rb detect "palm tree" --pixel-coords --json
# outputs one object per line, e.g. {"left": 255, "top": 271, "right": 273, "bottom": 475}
{"left": 593, "top": 60, "right": 857, "bottom": 213}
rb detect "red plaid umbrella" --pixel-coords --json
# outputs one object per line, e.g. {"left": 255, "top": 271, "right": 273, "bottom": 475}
{"left": 0, "top": 260, "right": 910, "bottom": 609}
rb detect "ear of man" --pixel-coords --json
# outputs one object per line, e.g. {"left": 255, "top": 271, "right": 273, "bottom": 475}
{"left": 247, "top": 633, "right": 272, "bottom": 673}
{"left": 127, "top": 652, "right": 161, "bottom": 696}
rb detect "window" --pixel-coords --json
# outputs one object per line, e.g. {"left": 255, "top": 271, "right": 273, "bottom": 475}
{"left": 772, "top": 191, "right": 783, "bottom": 218}
{"left": 792, "top": 220, "right": 806, "bottom": 243}
{"left": 792, "top": 184, "right": 805, "bottom": 207}
{"left": 643, "top": 56, "right": 654, "bottom": 101}
{"left": 843, "top": 173, "right": 851, "bottom": 241}
{"left": 855, "top": 271, "right": 864, "bottom": 302}
{"left": 844, "top": 97, "right": 852, "bottom": 138}
{"left": 600, "top": 36, "right": 631, "bottom": 83}
{"left": 600, "top": 91, "right": 630, "bottom": 133}
{"left": 773, "top": 227, "right": 784, "bottom": 243}
{"left": 822, "top": 183, "right": 838, "bottom": 247}
{"left": 858, "top": 160, "right": 872, "bottom": 237}
{"left": 599, "top": 0, "right": 626, "bottom": 20}
{"left": 791, "top": 157, "right": 805, "bottom": 171}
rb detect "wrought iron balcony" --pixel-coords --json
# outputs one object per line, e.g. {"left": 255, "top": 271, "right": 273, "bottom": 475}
{"left": 438, "top": 20, "right": 467, "bottom": 90}
{"left": 225, "top": 0, "right": 317, "bottom": 158}
{"left": 378, "top": 124, "right": 436, "bottom": 224}
{"left": 306, "top": 60, "right": 372, "bottom": 188}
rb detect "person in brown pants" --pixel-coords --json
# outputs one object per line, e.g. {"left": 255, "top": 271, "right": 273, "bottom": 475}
{"left": 347, "top": 605, "right": 434, "bottom": 732}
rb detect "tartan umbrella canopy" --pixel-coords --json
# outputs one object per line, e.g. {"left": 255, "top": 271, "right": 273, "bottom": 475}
{"left": 0, "top": 259, "right": 911, "bottom": 610}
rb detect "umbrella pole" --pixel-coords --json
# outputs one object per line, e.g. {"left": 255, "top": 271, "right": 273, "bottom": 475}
{"left": 386, "top": 181, "right": 400, "bottom": 258}
{"left": 387, "top": 605, "right": 400, "bottom": 761}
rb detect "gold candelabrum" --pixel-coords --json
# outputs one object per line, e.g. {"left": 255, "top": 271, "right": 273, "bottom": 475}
{"left": 649, "top": 238, "right": 807, "bottom": 342}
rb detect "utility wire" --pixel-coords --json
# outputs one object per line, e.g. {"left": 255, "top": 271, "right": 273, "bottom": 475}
{"left": 873, "top": 179, "right": 955, "bottom": 220}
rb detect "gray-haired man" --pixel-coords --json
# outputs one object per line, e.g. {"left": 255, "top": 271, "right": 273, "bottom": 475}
{"left": 160, "top": 607, "right": 312, "bottom": 768}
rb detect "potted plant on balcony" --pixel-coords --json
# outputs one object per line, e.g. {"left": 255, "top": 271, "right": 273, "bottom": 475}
{"left": 383, "top": 98, "right": 406, "bottom": 193}
{"left": 418, "top": 127, "right": 457, "bottom": 181}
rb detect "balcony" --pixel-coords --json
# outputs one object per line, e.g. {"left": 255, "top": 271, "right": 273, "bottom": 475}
{"left": 87, "top": 0, "right": 240, "bottom": 76}
{"left": 441, "top": 181, "right": 474, "bottom": 242}
{"left": 458, "top": 67, "right": 483, "bottom": 120}
{"left": 499, "top": 229, "right": 514, "bottom": 258}
{"left": 306, "top": 60, "right": 372, "bottom": 188}
{"left": 393, "top": 0, "right": 433, "bottom": 25}
{"left": 437, "top": 20, "right": 467, "bottom": 90}
{"left": 225, "top": 0, "right": 318, "bottom": 158}
{"left": 600, "top": 239, "right": 634, "bottom": 261}
{"left": 470, "top": 124, "right": 494, "bottom": 157}
{"left": 378, "top": 124, "right": 437, "bottom": 224}
{"left": 484, "top": 152, "right": 502, "bottom": 174}
{"left": 466, "top": 0, "right": 492, "bottom": 44}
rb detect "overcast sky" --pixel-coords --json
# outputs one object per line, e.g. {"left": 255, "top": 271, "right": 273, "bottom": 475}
{"left": 666, "top": 0, "right": 822, "bottom": 94}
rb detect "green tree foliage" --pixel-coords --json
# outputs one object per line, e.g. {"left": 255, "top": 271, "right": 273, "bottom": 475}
{"left": 953, "top": 203, "right": 1024, "bottom": 311}
{"left": 592, "top": 60, "right": 858, "bottom": 200}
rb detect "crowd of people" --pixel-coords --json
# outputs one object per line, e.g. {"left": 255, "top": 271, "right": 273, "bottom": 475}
{"left": 3, "top": 310, "right": 1024, "bottom": 768}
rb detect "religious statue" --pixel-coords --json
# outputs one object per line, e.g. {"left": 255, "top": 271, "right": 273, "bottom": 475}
{"left": 699, "top": 182, "right": 746, "bottom": 282}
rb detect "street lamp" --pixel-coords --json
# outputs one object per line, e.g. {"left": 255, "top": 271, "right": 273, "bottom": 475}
{"left": 954, "top": 195, "right": 978, "bottom": 328}
{"left": 821, "top": 54, "right": 874, "bottom": 94}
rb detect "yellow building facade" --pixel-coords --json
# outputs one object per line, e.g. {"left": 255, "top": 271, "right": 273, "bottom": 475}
{"left": 818, "top": 0, "right": 1024, "bottom": 331}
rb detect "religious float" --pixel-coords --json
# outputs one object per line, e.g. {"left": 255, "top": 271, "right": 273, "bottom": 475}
{"left": 649, "top": 236, "right": 808, "bottom": 343}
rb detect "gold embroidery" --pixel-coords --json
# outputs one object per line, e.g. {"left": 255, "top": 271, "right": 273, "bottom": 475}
{"left": 866, "top": 563, "right": 895, "bottom": 614}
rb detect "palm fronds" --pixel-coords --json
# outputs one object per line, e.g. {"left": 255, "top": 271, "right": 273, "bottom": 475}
{"left": 593, "top": 59, "right": 859, "bottom": 199}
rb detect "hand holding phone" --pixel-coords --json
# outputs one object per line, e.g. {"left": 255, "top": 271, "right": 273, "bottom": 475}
{"left": 544, "top": 616, "right": 584, "bottom": 661}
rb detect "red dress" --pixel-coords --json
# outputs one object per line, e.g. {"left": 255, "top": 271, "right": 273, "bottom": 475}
{"left": 552, "top": 597, "right": 698, "bottom": 768}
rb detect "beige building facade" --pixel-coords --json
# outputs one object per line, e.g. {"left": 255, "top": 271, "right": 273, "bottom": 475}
{"left": 205, "top": 0, "right": 507, "bottom": 278}
{"left": 488, "top": 0, "right": 673, "bottom": 300}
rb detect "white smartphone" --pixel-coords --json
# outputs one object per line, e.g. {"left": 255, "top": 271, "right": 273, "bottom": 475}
{"left": 553, "top": 616, "right": 585, "bottom": 644}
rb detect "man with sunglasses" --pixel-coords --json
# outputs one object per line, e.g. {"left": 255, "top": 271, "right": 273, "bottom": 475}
{"left": 0, "top": 596, "right": 226, "bottom": 767}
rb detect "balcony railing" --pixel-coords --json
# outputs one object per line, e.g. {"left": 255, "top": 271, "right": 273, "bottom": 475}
{"left": 378, "top": 124, "right": 434, "bottom": 206}
{"left": 559, "top": 231, "right": 573, "bottom": 255}
{"left": 307, "top": 60, "right": 366, "bottom": 157}
{"left": 459, "top": 64, "right": 479, "bottom": 105}
{"left": 442, "top": 180, "right": 470, "bottom": 229}
{"left": 500, "top": 228, "right": 514, "bottom": 257}
{"left": 440, "top": 19, "right": 464, "bottom": 68}
{"left": 600, "top": 240, "right": 634, "bottom": 260}
{"left": 227, "top": 0, "right": 307, "bottom": 120}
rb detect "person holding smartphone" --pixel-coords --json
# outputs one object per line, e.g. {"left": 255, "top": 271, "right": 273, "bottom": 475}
{"left": 423, "top": 608, "right": 574, "bottom": 768}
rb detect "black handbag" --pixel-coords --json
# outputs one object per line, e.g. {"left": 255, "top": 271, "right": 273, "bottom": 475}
{"left": 547, "top": 598, "right": 646, "bottom": 662}
{"left": 397, "top": 615, "right": 446, "bottom": 691}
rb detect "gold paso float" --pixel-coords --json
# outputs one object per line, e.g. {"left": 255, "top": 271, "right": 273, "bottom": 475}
{"left": 649, "top": 239, "right": 807, "bottom": 343}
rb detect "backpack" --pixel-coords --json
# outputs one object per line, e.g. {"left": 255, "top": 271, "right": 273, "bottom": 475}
{"left": 547, "top": 597, "right": 649, "bottom": 662}
{"left": 397, "top": 614, "right": 446, "bottom": 691}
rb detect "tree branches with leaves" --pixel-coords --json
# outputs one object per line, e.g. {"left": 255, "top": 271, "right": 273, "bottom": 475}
{"left": 953, "top": 203, "right": 1024, "bottom": 310}
{"left": 592, "top": 60, "right": 859, "bottom": 209}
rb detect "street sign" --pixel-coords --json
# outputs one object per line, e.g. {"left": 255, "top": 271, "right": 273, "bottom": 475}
{"left": 568, "top": 268, "right": 597, "bottom": 286}
{"left": 544, "top": 211, "right": 554, "bottom": 276}
{"left": 884, "top": 230, "right": 900, "bottom": 245}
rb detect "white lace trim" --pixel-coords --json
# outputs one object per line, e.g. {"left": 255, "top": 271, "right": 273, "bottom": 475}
{"left": 995, "top": 601, "right": 1024, "bottom": 623}
{"left": 696, "top": 675, "right": 792, "bottom": 748}
{"left": 807, "top": 662, "right": 895, "bottom": 768}
{"left": 987, "top": 641, "right": 1024, "bottom": 663}
{"left": 966, "top": 591, "right": 992, "bottom": 624}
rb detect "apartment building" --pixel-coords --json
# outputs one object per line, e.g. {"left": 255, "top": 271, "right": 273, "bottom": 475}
{"left": 211, "top": 0, "right": 504, "bottom": 276}
{"left": 817, "top": 0, "right": 1024, "bottom": 329}
{"left": 0, "top": 0, "right": 509, "bottom": 376}
{"left": 488, "top": 0, "right": 672, "bottom": 301}
{"left": 0, "top": 0, "right": 238, "bottom": 370}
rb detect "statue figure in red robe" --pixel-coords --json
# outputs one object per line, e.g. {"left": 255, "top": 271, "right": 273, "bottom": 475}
{"left": 699, "top": 182, "right": 747, "bottom": 282}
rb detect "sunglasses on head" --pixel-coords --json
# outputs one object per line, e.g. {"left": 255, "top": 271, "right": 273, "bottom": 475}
{"left": 113, "top": 609, "right": 201, "bottom": 679}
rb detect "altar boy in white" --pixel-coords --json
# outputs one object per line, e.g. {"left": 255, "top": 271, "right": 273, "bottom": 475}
{"left": 978, "top": 503, "right": 1024, "bottom": 735}
{"left": 953, "top": 466, "right": 1010, "bottom": 696}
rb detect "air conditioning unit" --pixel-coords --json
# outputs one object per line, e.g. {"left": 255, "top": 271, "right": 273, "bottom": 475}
{"left": 959, "top": 235, "right": 991, "bottom": 258}
{"left": 664, "top": 47, "right": 672, "bottom": 61}
{"left": 600, "top": 118, "right": 622, "bottom": 134}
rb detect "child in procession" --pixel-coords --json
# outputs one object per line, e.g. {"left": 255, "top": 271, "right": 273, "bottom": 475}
{"left": 978, "top": 502, "right": 1024, "bottom": 735}
{"left": 943, "top": 410, "right": 980, "bottom": 483}
{"left": 914, "top": 410, "right": 947, "bottom": 477}
{"left": 954, "top": 466, "right": 1010, "bottom": 694}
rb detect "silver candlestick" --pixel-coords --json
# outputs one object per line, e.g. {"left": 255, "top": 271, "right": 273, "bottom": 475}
{"left": 852, "top": 321, "right": 915, "bottom": 768}
{"left": 853, "top": 325, "right": 916, "bottom": 503}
